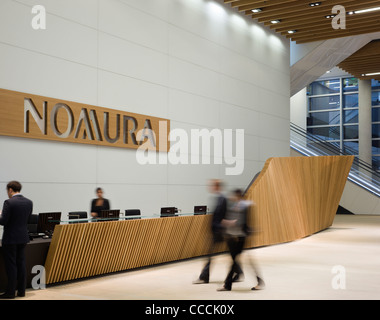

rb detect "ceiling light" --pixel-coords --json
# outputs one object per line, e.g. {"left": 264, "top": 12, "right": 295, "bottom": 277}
{"left": 309, "top": 2, "right": 321, "bottom": 7}
{"left": 251, "top": 8, "right": 262, "bottom": 13}
{"left": 362, "top": 72, "right": 380, "bottom": 77}
{"left": 348, "top": 11, "right": 355, "bottom": 15}
{"left": 325, "top": 14, "right": 336, "bottom": 19}
{"left": 288, "top": 30, "right": 297, "bottom": 34}
{"left": 271, "top": 20, "right": 281, "bottom": 24}
{"left": 355, "top": 7, "right": 380, "bottom": 14}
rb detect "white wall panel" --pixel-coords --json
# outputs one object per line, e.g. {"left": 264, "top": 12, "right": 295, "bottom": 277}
{"left": 168, "top": 0, "right": 225, "bottom": 46}
{"left": 118, "top": 0, "right": 170, "bottom": 21}
{"left": 219, "top": 103, "right": 259, "bottom": 136}
{"left": 97, "top": 70, "right": 168, "bottom": 118}
{"left": 96, "top": 147, "right": 168, "bottom": 186}
{"left": 0, "top": 137, "right": 97, "bottom": 184}
{"left": 168, "top": 25, "right": 222, "bottom": 73}
{"left": 98, "top": 32, "right": 169, "bottom": 86}
{"left": 0, "top": 43, "right": 98, "bottom": 105}
{"left": 0, "top": 0, "right": 97, "bottom": 67}
{"left": 259, "top": 138, "right": 291, "bottom": 162}
{"left": 168, "top": 57, "right": 220, "bottom": 101}
{"left": 218, "top": 75, "right": 260, "bottom": 111}
{"left": 98, "top": 0, "right": 169, "bottom": 53}
{"left": 15, "top": 0, "right": 98, "bottom": 28}
{"left": 168, "top": 90, "right": 220, "bottom": 129}
{"left": 259, "top": 113, "right": 290, "bottom": 142}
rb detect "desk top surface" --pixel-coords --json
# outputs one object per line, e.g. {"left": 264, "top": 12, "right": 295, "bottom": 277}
{"left": 0, "top": 237, "right": 51, "bottom": 247}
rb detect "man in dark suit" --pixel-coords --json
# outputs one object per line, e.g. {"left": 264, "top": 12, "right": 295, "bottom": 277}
{"left": 0, "top": 181, "right": 33, "bottom": 299}
{"left": 194, "top": 179, "right": 243, "bottom": 284}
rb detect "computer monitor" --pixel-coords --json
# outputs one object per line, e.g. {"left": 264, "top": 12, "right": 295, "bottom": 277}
{"left": 27, "top": 214, "right": 39, "bottom": 235}
{"left": 125, "top": 209, "right": 141, "bottom": 220}
{"left": 160, "top": 207, "right": 177, "bottom": 217}
{"left": 37, "top": 212, "right": 61, "bottom": 233}
{"left": 99, "top": 209, "right": 120, "bottom": 221}
{"left": 68, "top": 211, "right": 88, "bottom": 224}
{"left": 194, "top": 206, "right": 207, "bottom": 215}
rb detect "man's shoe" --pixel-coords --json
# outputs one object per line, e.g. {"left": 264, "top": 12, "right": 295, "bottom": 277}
{"left": 0, "top": 293, "right": 15, "bottom": 299}
{"left": 251, "top": 277, "right": 265, "bottom": 290}
{"left": 232, "top": 272, "right": 244, "bottom": 282}
{"left": 193, "top": 278, "right": 209, "bottom": 284}
{"left": 217, "top": 286, "right": 231, "bottom": 291}
{"left": 17, "top": 292, "right": 25, "bottom": 298}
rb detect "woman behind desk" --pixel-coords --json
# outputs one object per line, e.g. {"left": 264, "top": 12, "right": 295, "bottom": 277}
{"left": 90, "top": 188, "right": 110, "bottom": 219}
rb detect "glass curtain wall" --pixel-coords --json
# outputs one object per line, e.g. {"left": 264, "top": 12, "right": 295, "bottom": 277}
{"left": 307, "top": 77, "right": 359, "bottom": 156}
{"left": 372, "top": 79, "right": 380, "bottom": 170}
{"left": 307, "top": 77, "right": 380, "bottom": 171}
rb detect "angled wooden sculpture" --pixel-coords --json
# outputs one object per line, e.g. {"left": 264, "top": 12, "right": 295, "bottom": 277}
{"left": 44, "top": 156, "right": 353, "bottom": 285}
{"left": 244, "top": 156, "right": 354, "bottom": 248}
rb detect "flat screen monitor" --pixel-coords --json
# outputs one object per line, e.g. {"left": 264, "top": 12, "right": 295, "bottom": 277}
{"left": 27, "top": 214, "right": 39, "bottom": 234}
{"left": 125, "top": 209, "right": 141, "bottom": 220}
{"left": 194, "top": 206, "right": 207, "bottom": 215}
{"left": 99, "top": 209, "right": 120, "bottom": 221}
{"left": 37, "top": 212, "right": 61, "bottom": 233}
{"left": 68, "top": 211, "right": 88, "bottom": 224}
{"left": 160, "top": 207, "right": 177, "bottom": 217}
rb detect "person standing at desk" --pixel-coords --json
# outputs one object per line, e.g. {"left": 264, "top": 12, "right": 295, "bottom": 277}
{"left": 90, "top": 187, "right": 110, "bottom": 218}
{"left": 0, "top": 181, "right": 33, "bottom": 299}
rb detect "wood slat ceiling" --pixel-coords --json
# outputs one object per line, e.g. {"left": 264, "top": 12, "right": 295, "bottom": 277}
{"left": 338, "top": 39, "right": 380, "bottom": 81}
{"left": 223, "top": 0, "right": 380, "bottom": 44}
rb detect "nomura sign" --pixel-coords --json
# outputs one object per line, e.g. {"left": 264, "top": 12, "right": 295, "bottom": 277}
{"left": 0, "top": 88, "right": 170, "bottom": 152}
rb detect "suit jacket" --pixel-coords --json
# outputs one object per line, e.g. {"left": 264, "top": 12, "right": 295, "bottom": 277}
{"left": 211, "top": 193, "right": 227, "bottom": 236}
{"left": 0, "top": 194, "right": 33, "bottom": 245}
{"left": 225, "top": 200, "right": 250, "bottom": 237}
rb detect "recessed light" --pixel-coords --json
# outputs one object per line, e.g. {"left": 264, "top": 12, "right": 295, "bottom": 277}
{"left": 271, "top": 20, "right": 281, "bottom": 24}
{"left": 251, "top": 8, "right": 262, "bottom": 13}
{"left": 309, "top": 2, "right": 321, "bottom": 7}
{"left": 362, "top": 72, "right": 380, "bottom": 76}
{"left": 288, "top": 30, "right": 297, "bottom": 34}
{"left": 355, "top": 7, "right": 380, "bottom": 14}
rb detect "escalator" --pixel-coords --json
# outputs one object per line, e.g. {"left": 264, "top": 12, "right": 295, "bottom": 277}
{"left": 290, "top": 122, "right": 380, "bottom": 214}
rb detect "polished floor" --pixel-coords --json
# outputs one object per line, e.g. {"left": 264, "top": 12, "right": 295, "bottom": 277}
{"left": 21, "top": 214, "right": 380, "bottom": 300}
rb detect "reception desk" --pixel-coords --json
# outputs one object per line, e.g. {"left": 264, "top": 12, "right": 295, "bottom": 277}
{"left": 45, "top": 214, "right": 219, "bottom": 285}
{"left": 0, "top": 156, "right": 353, "bottom": 288}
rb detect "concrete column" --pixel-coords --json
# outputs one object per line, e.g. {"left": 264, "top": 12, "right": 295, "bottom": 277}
{"left": 358, "top": 79, "right": 372, "bottom": 165}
